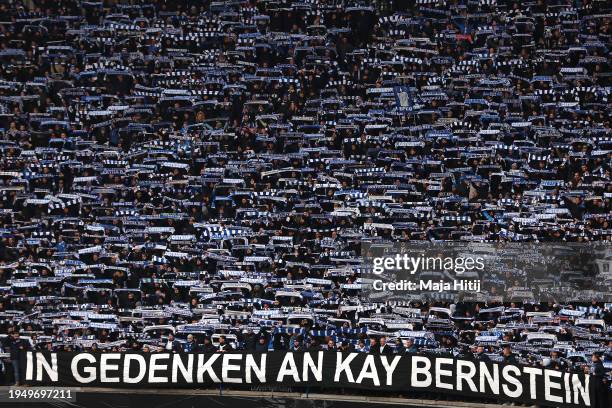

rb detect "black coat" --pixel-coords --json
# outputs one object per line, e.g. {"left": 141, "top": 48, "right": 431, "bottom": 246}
{"left": 217, "top": 343, "right": 233, "bottom": 352}
{"left": 502, "top": 353, "right": 518, "bottom": 365}
{"left": 307, "top": 344, "right": 321, "bottom": 351}
{"left": 182, "top": 341, "right": 200, "bottom": 353}
{"left": 165, "top": 340, "right": 181, "bottom": 352}
{"left": 379, "top": 345, "right": 394, "bottom": 356}
{"left": 255, "top": 342, "right": 268, "bottom": 352}
{"left": 9, "top": 338, "right": 31, "bottom": 360}
{"left": 474, "top": 352, "right": 490, "bottom": 362}
{"left": 202, "top": 343, "right": 217, "bottom": 354}
{"left": 244, "top": 334, "right": 257, "bottom": 352}
{"left": 591, "top": 360, "right": 605, "bottom": 378}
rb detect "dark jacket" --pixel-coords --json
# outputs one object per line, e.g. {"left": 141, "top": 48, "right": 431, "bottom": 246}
{"left": 502, "top": 353, "right": 518, "bottom": 365}
{"left": 165, "top": 340, "right": 181, "bottom": 352}
{"left": 182, "top": 341, "right": 200, "bottom": 353}
{"left": 307, "top": 343, "right": 321, "bottom": 351}
{"left": 590, "top": 360, "right": 605, "bottom": 378}
{"left": 244, "top": 334, "right": 257, "bottom": 352}
{"left": 474, "top": 352, "right": 490, "bottom": 362}
{"left": 404, "top": 346, "right": 419, "bottom": 355}
{"left": 202, "top": 343, "right": 217, "bottom": 354}
{"left": 9, "top": 338, "right": 31, "bottom": 360}
{"left": 217, "top": 343, "right": 233, "bottom": 352}
{"left": 255, "top": 342, "right": 269, "bottom": 352}
{"left": 379, "top": 345, "right": 394, "bottom": 356}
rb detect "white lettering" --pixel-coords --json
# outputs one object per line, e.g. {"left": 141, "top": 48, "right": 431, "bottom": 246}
{"left": 355, "top": 355, "right": 379, "bottom": 386}
{"left": 302, "top": 352, "right": 323, "bottom": 382}
{"left": 245, "top": 354, "right": 266, "bottom": 383}
{"left": 571, "top": 373, "right": 590, "bottom": 406}
{"left": 411, "top": 356, "right": 432, "bottom": 387}
{"left": 172, "top": 354, "right": 193, "bottom": 383}
{"left": 523, "top": 367, "right": 542, "bottom": 400}
{"left": 197, "top": 354, "right": 220, "bottom": 383}
{"left": 222, "top": 354, "right": 243, "bottom": 384}
{"left": 333, "top": 353, "right": 357, "bottom": 383}
{"left": 479, "top": 362, "right": 499, "bottom": 395}
{"left": 71, "top": 353, "right": 97, "bottom": 383}
{"left": 148, "top": 354, "right": 169, "bottom": 383}
{"left": 501, "top": 365, "right": 523, "bottom": 398}
{"left": 544, "top": 369, "right": 563, "bottom": 404}
{"left": 36, "top": 353, "right": 58, "bottom": 382}
{"left": 456, "top": 360, "right": 477, "bottom": 392}
{"left": 380, "top": 356, "right": 401, "bottom": 386}
{"left": 277, "top": 353, "right": 300, "bottom": 382}
{"left": 100, "top": 354, "right": 120, "bottom": 383}
{"left": 25, "top": 352, "right": 33, "bottom": 381}
{"left": 435, "top": 358, "right": 453, "bottom": 390}
{"left": 123, "top": 354, "right": 146, "bottom": 384}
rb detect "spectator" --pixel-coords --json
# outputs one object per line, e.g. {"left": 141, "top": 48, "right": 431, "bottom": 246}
{"left": 217, "top": 336, "right": 233, "bottom": 353}
{"left": 8, "top": 332, "right": 30, "bottom": 386}
{"left": 164, "top": 334, "right": 180, "bottom": 352}
{"left": 378, "top": 337, "right": 394, "bottom": 356}
{"left": 338, "top": 341, "right": 353, "bottom": 353}
{"left": 244, "top": 329, "right": 257, "bottom": 352}
{"left": 290, "top": 338, "right": 304, "bottom": 352}
{"left": 355, "top": 340, "right": 368, "bottom": 353}
{"left": 255, "top": 337, "right": 269, "bottom": 353}
{"left": 307, "top": 339, "right": 321, "bottom": 352}
{"left": 202, "top": 337, "right": 218, "bottom": 354}
{"left": 403, "top": 339, "right": 419, "bottom": 355}
{"left": 182, "top": 335, "right": 199, "bottom": 353}
{"left": 501, "top": 345, "right": 518, "bottom": 365}
{"left": 473, "top": 346, "right": 490, "bottom": 362}
{"left": 589, "top": 353, "right": 608, "bottom": 408}
{"left": 368, "top": 338, "right": 379, "bottom": 355}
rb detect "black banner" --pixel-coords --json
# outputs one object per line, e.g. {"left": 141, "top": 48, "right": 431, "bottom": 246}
{"left": 21, "top": 351, "right": 595, "bottom": 407}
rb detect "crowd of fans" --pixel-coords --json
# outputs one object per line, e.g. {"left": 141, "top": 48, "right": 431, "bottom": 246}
{"left": 0, "top": 0, "right": 610, "bottom": 402}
